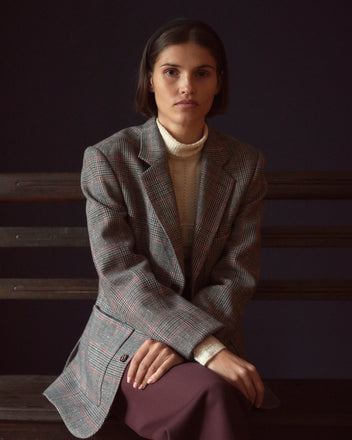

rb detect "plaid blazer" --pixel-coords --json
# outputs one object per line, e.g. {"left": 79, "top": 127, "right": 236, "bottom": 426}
{"left": 44, "top": 117, "right": 267, "bottom": 438}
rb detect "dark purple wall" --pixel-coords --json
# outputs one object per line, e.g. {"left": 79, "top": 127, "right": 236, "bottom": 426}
{"left": 1, "top": 0, "right": 351, "bottom": 378}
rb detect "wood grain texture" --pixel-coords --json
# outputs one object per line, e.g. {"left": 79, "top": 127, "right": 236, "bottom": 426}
{"left": 1, "top": 278, "right": 352, "bottom": 300}
{"left": 2, "top": 225, "right": 352, "bottom": 248}
{"left": 0, "top": 173, "right": 82, "bottom": 201}
{"left": 1, "top": 376, "right": 351, "bottom": 440}
{"left": 1, "top": 171, "right": 352, "bottom": 201}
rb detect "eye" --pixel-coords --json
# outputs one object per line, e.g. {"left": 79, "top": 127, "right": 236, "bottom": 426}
{"left": 164, "top": 68, "right": 179, "bottom": 77}
{"left": 196, "top": 70, "right": 210, "bottom": 78}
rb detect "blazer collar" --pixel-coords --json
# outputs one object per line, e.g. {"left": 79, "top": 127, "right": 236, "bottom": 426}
{"left": 138, "top": 118, "right": 167, "bottom": 165}
{"left": 138, "top": 118, "right": 237, "bottom": 285}
{"left": 139, "top": 118, "right": 185, "bottom": 277}
{"left": 192, "top": 127, "right": 237, "bottom": 281}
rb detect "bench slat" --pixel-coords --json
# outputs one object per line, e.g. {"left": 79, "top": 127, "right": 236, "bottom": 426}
{"left": 0, "top": 227, "right": 89, "bottom": 247}
{"left": 1, "top": 172, "right": 352, "bottom": 201}
{"left": 256, "top": 279, "right": 352, "bottom": 300}
{"left": 0, "top": 173, "right": 82, "bottom": 201}
{"left": 262, "top": 225, "right": 352, "bottom": 247}
{"left": 0, "top": 279, "right": 97, "bottom": 300}
{"left": 0, "top": 375, "right": 59, "bottom": 422}
{"left": 1, "top": 226, "right": 351, "bottom": 248}
{"left": 1, "top": 278, "right": 351, "bottom": 300}
{"left": 1, "top": 376, "right": 351, "bottom": 427}
{"left": 266, "top": 171, "right": 352, "bottom": 199}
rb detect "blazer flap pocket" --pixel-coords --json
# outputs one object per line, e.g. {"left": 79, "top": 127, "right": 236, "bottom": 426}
{"left": 74, "top": 305, "right": 134, "bottom": 405}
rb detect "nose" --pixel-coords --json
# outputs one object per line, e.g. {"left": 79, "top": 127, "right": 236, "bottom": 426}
{"left": 180, "top": 73, "right": 194, "bottom": 95}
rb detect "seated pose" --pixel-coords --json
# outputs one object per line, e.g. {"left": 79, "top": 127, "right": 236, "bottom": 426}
{"left": 44, "top": 18, "right": 268, "bottom": 440}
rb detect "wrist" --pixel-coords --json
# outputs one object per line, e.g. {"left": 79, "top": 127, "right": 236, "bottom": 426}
{"left": 193, "top": 335, "right": 226, "bottom": 366}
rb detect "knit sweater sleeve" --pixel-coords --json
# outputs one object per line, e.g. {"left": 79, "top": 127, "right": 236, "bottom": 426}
{"left": 193, "top": 335, "right": 226, "bottom": 365}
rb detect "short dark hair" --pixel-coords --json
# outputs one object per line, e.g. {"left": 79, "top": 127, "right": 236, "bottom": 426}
{"left": 135, "top": 18, "right": 229, "bottom": 117}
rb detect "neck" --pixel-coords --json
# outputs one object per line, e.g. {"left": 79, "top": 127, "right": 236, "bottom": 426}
{"left": 156, "top": 119, "right": 208, "bottom": 158}
{"left": 157, "top": 118, "right": 205, "bottom": 144}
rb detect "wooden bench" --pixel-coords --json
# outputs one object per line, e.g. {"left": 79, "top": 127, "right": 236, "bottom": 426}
{"left": 1, "top": 171, "right": 352, "bottom": 439}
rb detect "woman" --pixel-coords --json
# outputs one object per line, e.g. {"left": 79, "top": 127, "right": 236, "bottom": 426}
{"left": 44, "top": 18, "right": 268, "bottom": 439}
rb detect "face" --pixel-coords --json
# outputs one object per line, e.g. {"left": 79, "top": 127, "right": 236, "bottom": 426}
{"left": 150, "top": 42, "right": 220, "bottom": 142}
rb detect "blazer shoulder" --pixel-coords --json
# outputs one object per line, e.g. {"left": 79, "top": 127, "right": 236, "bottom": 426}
{"left": 209, "top": 126, "right": 264, "bottom": 164}
{"left": 84, "top": 118, "right": 155, "bottom": 160}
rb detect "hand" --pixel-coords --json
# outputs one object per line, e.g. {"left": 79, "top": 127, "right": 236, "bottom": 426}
{"left": 127, "top": 339, "right": 184, "bottom": 390}
{"left": 207, "top": 349, "right": 264, "bottom": 408}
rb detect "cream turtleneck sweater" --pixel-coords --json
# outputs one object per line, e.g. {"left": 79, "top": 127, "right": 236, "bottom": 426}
{"left": 156, "top": 119, "right": 226, "bottom": 366}
{"left": 156, "top": 119, "right": 206, "bottom": 259}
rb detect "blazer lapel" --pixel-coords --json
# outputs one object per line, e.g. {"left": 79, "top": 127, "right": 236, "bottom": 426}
{"left": 139, "top": 119, "right": 185, "bottom": 276}
{"left": 192, "top": 128, "right": 237, "bottom": 281}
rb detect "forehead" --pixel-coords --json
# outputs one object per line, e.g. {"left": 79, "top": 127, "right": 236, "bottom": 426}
{"left": 155, "top": 42, "right": 217, "bottom": 67}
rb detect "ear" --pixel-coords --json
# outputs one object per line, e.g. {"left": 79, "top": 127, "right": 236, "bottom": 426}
{"left": 215, "top": 71, "right": 223, "bottom": 95}
{"left": 149, "top": 75, "right": 154, "bottom": 92}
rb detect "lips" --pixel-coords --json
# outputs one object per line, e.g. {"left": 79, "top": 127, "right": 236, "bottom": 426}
{"left": 175, "top": 99, "right": 199, "bottom": 108}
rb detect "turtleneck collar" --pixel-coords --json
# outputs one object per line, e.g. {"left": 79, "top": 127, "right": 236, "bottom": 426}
{"left": 156, "top": 119, "right": 208, "bottom": 158}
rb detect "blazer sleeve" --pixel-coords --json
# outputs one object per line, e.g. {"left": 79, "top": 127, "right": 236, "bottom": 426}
{"left": 81, "top": 145, "right": 224, "bottom": 360}
{"left": 192, "top": 150, "right": 267, "bottom": 354}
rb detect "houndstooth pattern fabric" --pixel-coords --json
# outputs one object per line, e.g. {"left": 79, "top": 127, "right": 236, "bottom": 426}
{"left": 44, "top": 117, "right": 267, "bottom": 438}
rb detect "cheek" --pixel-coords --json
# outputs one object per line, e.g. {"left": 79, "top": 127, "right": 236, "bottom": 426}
{"left": 205, "top": 88, "right": 218, "bottom": 104}
{"left": 154, "top": 83, "right": 174, "bottom": 101}
{"left": 212, "top": 81, "right": 220, "bottom": 97}
{"left": 201, "top": 81, "right": 219, "bottom": 101}
{"left": 153, "top": 89, "right": 169, "bottom": 111}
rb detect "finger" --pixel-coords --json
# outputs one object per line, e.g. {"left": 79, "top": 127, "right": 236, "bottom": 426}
{"left": 132, "top": 341, "right": 169, "bottom": 388}
{"left": 127, "top": 355, "right": 142, "bottom": 384}
{"left": 231, "top": 374, "right": 251, "bottom": 402}
{"left": 253, "top": 375, "right": 265, "bottom": 408}
{"left": 127, "top": 342, "right": 150, "bottom": 384}
{"left": 137, "top": 361, "right": 160, "bottom": 390}
{"left": 146, "top": 354, "right": 183, "bottom": 385}
{"left": 242, "top": 367, "right": 264, "bottom": 408}
{"left": 134, "top": 352, "right": 160, "bottom": 389}
{"left": 238, "top": 370, "right": 256, "bottom": 405}
{"left": 137, "top": 346, "right": 177, "bottom": 389}
{"left": 245, "top": 364, "right": 265, "bottom": 408}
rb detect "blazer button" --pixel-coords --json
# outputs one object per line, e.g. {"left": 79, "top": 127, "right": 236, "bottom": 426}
{"left": 120, "top": 354, "right": 129, "bottom": 362}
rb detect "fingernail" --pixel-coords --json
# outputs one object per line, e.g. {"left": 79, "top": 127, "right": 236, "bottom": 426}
{"left": 127, "top": 376, "right": 131, "bottom": 384}
{"left": 133, "top": 382, "right": 138, "bottom": 389}
{"left": 138, "top": 384, "right": 145, "bottom": 390}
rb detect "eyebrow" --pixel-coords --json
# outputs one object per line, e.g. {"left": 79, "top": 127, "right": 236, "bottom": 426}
{"left": 159, "top": 63, "right": 216, "bottom": 70}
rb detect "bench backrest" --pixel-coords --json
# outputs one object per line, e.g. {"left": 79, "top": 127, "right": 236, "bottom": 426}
{"left": 1, "top": 171, "right": 352, "bottom": 301}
